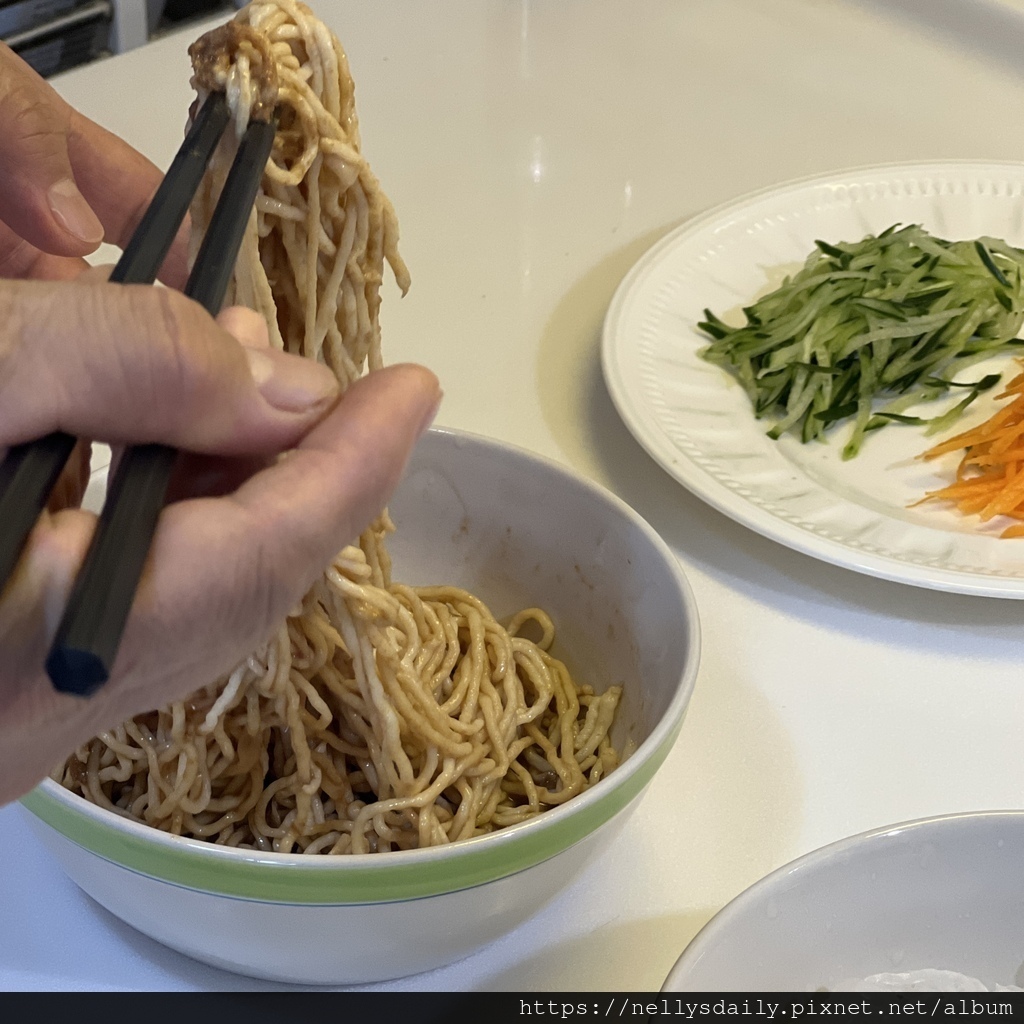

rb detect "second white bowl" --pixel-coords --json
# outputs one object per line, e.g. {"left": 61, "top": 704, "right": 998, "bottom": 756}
{"left": 664, "top": 810, "right": 1024, "bottom": 992}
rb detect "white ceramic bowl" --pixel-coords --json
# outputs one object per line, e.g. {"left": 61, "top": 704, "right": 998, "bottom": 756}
{"left": 20, "top": 426, "right": 700, "bottom": 986}
{"left": 664, "top": 810, "right": 1024, "bottom": 992}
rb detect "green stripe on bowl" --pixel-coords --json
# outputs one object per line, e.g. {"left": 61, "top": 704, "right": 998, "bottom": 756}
{"left": 21, "top": 716, "right": 682, "bottom": 905}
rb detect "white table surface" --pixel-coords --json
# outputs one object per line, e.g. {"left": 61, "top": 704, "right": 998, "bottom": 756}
{"left": 6, "top": 0, "right": 1024, "bottom": 993}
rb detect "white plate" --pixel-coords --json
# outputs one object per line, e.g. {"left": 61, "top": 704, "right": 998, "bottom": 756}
{"left": 602, "top": 161, "right": 1024, "bottom": 598}
{"left": 661, "top": 810, "right": 1024, "bottom": 993}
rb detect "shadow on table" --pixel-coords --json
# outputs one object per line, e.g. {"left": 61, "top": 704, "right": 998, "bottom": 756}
{"left": 73, "top": 888, "right": 715, "bottom": 993}
{"left": 481, "top": 910, "right": 719, "bottom": 992}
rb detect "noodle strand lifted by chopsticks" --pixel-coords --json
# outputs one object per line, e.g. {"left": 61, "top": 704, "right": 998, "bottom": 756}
{"left": 54, "top": 0, "right": 621, "bottom": 854}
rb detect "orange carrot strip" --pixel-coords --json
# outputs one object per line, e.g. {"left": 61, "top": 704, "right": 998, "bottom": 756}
{"left": 916, "top": 363, "right": 1024, "bottom": 535}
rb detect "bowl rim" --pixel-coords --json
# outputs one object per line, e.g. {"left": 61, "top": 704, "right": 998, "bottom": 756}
{"left": 662, "top": 808, "right": 1024, "bottom": 990}
{"left": 22, "top": 425, "right": 702, "bottom": 906}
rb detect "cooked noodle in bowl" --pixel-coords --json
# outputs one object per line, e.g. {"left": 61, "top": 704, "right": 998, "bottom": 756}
{"left": 19, "top": 1, "right": 701, "bottom": 983}
{"left": 57, "top": 0, "right": 622, "bottom": 857}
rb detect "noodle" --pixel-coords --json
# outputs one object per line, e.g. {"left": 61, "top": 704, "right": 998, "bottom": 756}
{"left": 54, "top": 0, "right": 621, "bottom": 854}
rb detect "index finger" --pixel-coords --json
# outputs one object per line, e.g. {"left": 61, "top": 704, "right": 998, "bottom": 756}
{"left": 66, "top": 110, "right": 190, "bottom": 289}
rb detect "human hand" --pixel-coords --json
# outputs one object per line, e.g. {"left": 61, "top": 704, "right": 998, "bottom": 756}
{"left": 0, "top": 43, "right": 188, "bottom": 284}
{"left": 0, "top": 281, "right": 440, "bottom": 804}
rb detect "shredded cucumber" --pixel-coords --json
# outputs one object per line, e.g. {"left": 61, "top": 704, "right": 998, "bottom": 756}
{"left": 697, "top": 223, "right": 1024, "bottom": 459}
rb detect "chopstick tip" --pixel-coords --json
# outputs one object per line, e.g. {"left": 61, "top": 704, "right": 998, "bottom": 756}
{"left": 46, "top": 646, "right": 110, "bottom": 698}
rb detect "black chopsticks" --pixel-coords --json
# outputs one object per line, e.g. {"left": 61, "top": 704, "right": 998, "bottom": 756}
{"left": 47, "top": 115, "right": 276, "bottom": 696}
{"left": 0, "top": 93, "right": 230, "bottom": 595}
{"left": 0, "top": 91, "right": 276, "bottom": 696}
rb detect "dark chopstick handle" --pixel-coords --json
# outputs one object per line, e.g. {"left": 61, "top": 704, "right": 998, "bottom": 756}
{"left": 47, "top": 117, "right": 278, "bottom": 697}
{"left": 185, "top": 118, "right": 278, "bottom": 311}
{"left": 111, "top": 91, "right": 230, "bottom": 285}
{"left": 0, "top": 432, "right": 78, "bottom": 594}
{"left": 0, "top": 93, "right": 231, "bottom": 603}
{"left": 45, "top": 444, "right": 176, "bottom": 692}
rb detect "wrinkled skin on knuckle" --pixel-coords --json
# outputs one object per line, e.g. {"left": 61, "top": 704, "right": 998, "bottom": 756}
{"left": 1, "top": 283, "right": 193, "bottom": 443}
{"left": 138, "top": 286, "right": 191, "bottom": 398}
{"left": 0, "top": 64, "right": 69, "bottom": 171}
{"left": 0, "top": 282, "right": 62, "bottom": 436}
{"left": 105, "top": 287, "right": 214, "bottom": 439}
{"left": 148, "top": 288, "right": 236, "bottom": 427}
{"left": 18, "top": 284, "right": 129, "bottom": 425}
{"left": 7, "top": 94, "right": 64, "bottom": 157}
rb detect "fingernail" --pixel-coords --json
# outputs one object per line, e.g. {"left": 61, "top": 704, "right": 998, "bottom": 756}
{"left": 48, "top": 179, "right": 104, "bottom": 246}
{"left": 246, "top": 348, "right": 340, "bottom": 413}
{"left": 417, "top": 389, "right": 443, "bottom": 437}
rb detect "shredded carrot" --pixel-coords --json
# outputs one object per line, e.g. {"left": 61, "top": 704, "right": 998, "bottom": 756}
{"left": 917, "top": 360, "right": 1024, "bottom": 535}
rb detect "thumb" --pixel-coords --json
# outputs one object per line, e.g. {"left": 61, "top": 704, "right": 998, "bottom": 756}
{"left": 0, "top": 45, "right": 104, "bottom": 255}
